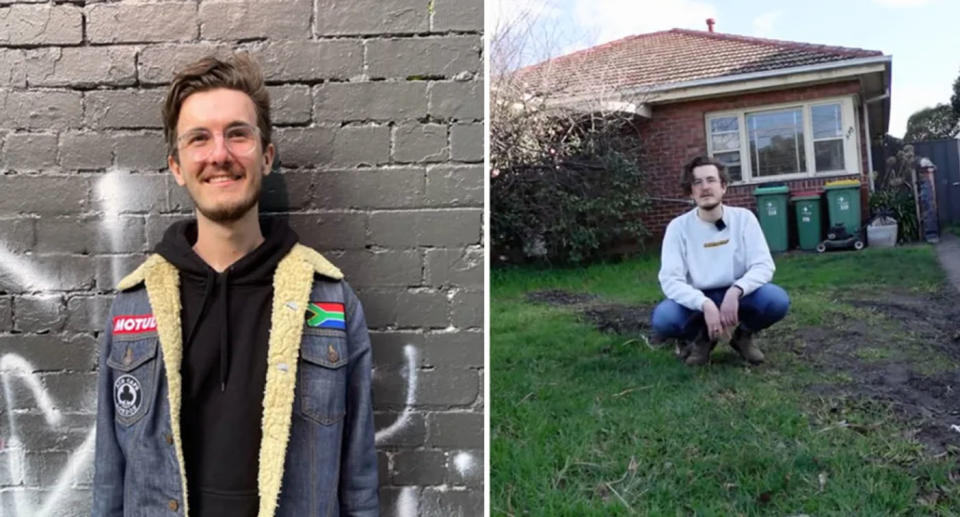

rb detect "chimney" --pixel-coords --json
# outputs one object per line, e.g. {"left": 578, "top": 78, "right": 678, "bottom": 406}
{"left": 706, "top": 18, "right": 715, "bottom": 32}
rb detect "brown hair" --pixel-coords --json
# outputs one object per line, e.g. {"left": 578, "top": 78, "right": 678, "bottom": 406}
{"left": 680, "top": 155, "right": 729, "bottom": 195}
{"left": 162, "top": 53, "right": 271, "bottom": 161}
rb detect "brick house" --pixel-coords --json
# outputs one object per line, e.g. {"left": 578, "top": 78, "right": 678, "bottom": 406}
{"left": 514, "top": 28, "right": 892, "bottom": 237}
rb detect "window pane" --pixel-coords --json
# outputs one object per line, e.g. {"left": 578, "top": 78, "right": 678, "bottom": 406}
{"left": 812, "top": 104, "right": 842, "bottom": 139}
{"left": 711, "top": 132, "right": 739, "bottom": 151}
{"left": 710, "top": 117, "right": 738, "bottom": 133}
{"left": 814, "top": 139, "right": 844, "bottom": 171}
{"left": 714, "top": 151, "right": 742, "bottom": 182}
{"left": 747, "top": 108, "right": 805, "bottom": 176}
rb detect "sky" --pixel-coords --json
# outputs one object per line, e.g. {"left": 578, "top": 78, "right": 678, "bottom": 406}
{"left": 488, "top": 0, "right": 960, "bottom": 138}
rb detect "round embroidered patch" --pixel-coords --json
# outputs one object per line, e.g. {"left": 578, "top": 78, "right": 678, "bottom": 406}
{"left": 114, "top": 374, "right": 143, "bottom": 418}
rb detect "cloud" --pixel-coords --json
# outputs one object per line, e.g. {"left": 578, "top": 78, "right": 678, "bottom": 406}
{"left": 752, "top": 11, "right": 781, "bottom": 38}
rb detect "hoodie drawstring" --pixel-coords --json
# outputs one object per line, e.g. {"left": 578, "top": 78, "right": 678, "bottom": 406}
{"left": 219, "top": 268, "right": 230, "bottom": 392}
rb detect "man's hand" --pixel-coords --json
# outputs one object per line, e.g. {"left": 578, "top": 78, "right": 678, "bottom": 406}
{"left": 720, "top": 286, "right": 742, "bottom": 330}
{"left": 702, "top": 299, "right": 724, "bottom": 340}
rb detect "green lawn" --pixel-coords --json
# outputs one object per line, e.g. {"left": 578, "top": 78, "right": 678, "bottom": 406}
{"left": 492, "top": 246, "right": 960, "bottom": 515}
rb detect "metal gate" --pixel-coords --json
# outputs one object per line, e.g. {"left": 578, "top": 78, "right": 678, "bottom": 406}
{"left": 910, "top": 139, "right": 960, "bottom": 226}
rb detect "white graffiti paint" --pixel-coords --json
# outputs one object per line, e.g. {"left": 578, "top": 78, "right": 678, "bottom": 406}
{"left": 0, "top": 244, "right": 56, "bottom": 293}
{"left": 375, "top": 345, "right": 419, "bottom": 445}
{"left": 396, "top": 486, "right": 418, "bottom": 517}
{"left": 95, "top": 169, "right": 132, "bottom": 288}
{"left": 1, "top": 353, "right": 95, "bottom": 517}
{"left": 453, "top": 451, "right": 476, "bottom": 477}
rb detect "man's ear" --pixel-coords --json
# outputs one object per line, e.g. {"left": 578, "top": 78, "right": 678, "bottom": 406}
{"left": 262, "top": 143, "right": 275, "bottom": 176}
{"left": 169, "top": 154, "right": 186, "bottom": 186}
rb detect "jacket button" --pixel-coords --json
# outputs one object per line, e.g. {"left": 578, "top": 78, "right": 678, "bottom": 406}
{"left": 327, "top": 344, "right": 339, "bottom": 363}
{"left": 165, "top": 434, "right": 173, "bottom": 445}
{"left": 168, "top": 499, "right": 179, "bottom": 511}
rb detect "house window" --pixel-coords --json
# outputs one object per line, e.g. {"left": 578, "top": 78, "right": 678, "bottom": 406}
{"left": 706, "top": 96, "right": 858, "bottom": 183}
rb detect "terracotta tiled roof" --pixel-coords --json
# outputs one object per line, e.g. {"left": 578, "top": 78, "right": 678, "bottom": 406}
{"left": 512, "top": 29, "right": 884, "bottom": 99}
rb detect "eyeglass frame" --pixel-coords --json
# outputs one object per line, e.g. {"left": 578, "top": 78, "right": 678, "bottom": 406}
{"left": 174, "top": 123, "right": 265, "bottom": 161}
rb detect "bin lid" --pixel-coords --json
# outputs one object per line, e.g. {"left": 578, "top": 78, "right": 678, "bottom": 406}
{"left": 823, "top": 179, "right": 860, "bottom": 190}
{"left": 790, "top": 189, "right": 821, "bottom": 200}
{"left": 753, "top": 185, "right": 789, "bottom": 195}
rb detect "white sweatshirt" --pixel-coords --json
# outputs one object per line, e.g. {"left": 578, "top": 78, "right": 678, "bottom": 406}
{"left": 657, "top": 205, "right": 775, "bottom": 311}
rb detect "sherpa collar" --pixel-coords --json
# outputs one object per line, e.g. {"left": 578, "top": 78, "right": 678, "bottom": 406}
{"left": 117, "top": 244, "right": 343, "bottom": 517}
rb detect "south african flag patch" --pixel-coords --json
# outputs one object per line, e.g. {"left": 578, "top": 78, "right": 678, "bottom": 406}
{"left": 306, "top": 302, "right": 346, "bottom": 330}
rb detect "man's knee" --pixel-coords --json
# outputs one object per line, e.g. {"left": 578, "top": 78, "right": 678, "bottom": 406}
{"left": 651, "top": 299, "right": 687, "bottom": 338}
{"left": 757, "top": 283, "right": 790, "bottom": 321}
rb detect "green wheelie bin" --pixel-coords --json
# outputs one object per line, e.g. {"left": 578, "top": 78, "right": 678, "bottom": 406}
{"left": 791, "top": 190, "right": 822, "bottom": 251}
{"left": 823, "top": 179, "right": 861, "bottom": 236}
{"left": 753, "top": 185, "right": 790, "bottom": 252}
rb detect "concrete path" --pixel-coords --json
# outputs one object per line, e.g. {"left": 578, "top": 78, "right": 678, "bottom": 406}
{"left": 935, "top": 231, "right": 960, "bottom": 293}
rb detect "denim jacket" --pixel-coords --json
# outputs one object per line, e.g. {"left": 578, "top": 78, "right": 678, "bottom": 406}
{"left": 92, "top": 244, "right": 378, "bottom": 516}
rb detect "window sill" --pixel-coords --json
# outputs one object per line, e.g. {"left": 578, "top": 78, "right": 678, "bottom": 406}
{"left": 729, "top": 170, "right": 860, "bottom": 187}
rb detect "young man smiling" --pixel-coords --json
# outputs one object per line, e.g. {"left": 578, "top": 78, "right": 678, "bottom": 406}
{"left": 651, "top": 156, "right": 790, "bottom": 366}
{"left": 93, "top": 54, "right": 378, "bottom": 516}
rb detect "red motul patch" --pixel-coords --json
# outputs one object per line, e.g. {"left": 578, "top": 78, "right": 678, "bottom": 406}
{"left": 112, "top": 315, "right": 157, "bottom": 335}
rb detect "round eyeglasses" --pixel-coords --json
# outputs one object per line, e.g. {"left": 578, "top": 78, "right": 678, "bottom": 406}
{"left": 176, "top": 124, "right": 261, "bottom": 161}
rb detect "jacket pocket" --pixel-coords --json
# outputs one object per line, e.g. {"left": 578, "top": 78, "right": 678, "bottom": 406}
{"left": 106, "top": 337, "right": 160, "bottom": 427}
{"left": 297, "top": 333, "right": 348, "bottom": 426}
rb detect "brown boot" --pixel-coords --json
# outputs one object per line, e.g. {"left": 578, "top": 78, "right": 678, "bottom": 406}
{"left": 684, "top": 329, "right": 716, "bottom": 366}
{"left": 730, "top": 325, "right": 765, "bottom": 364}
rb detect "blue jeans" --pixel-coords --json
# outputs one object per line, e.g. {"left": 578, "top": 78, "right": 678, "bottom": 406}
{"left": 651, "top": 283, "right": 790, "bottom": 341}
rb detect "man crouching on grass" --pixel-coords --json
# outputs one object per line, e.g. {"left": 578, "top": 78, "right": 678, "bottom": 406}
{"left": 650, "top": 156, "right": 790, "bottom": 366}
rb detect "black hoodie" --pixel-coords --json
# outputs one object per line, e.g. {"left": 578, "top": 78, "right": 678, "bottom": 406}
{"left": 155, "top": 218, "right": 298, "bottom": 517}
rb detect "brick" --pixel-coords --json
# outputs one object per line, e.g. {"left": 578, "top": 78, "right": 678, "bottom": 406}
{"left": 0, "top": 48, "right": 26, "bottom": 87}
{"left": 425, "top": 247, "right": 482, "bottom": 287}
{"left": 313, "top": 82, "right": 428, "bottom": 122}
{"left": 0, "top": 414, "right": 95, "bottom": 451}
{"left": 200, "top": 0, "right": 310, "bottom": 40}
{"left": 367, "top": 36, "right": 481, "bottom": 79}
{"left": 0, "top": 217, "right": 35, "bottom": 253}
{"left": 36, "top": 215, "right": 144, "bottom": 254}
{"left": 361, "top": 288, "right": 447, "bottom": 329}
{"left": 373, "top": 411, "right": 425, "bottom": 447}
{"left": 358, "top": 289, "right": 404, "bottom": 328}
{"left": 0, "top": 4, "right": 82, "bottom": 45}
{"left": 0, "top": 334, "right": 96, "bottom": 370}
{"left": 268, "top": 85, "right": 311, "bottom": 125}
{"left": 310, "top": 168, "right": 424, "bottom": 209}
{"left": 84, "top": 90, "right": 165, "bottom": 129}
{"left": 416, "top": 368, "right": 478, "bottom": 406}
{"left": 138, "top": 43, "right": 230, "bottom": 85}
{"left": 445, "top": 449, "right": 483, "bottom": 486}
{"left": 256, "top": 40, "right": 363, "bottom": 82}
{"left": 427, "top": 412, "right": 481, "bottom": 449}
{"left": 86, "top": 2, "right": 197, "bottom": 43}
{"left": 285, "top": 211, "right": 367, "bottom": 250}
{"left": 429, "top": 80, "right": 482, "bottom": 120}
{"left": 425, "top": 164, "right": 482, "bottom": 207}
{"left": 92, "top": 173, "right": 167, "bottom": 214}
{"left": 333, "top": 125, "right": 390, "bottom": 167}
{"left": 331, "top": 250, "right": 421, "bottom": 287}
{"left": 368, "top": 331, "right": 425, "bottom": 370}
{"left": 421, "top": 487, "right": 483, "bottom": 515}
{"left": 0, "top": 177, "right": 88, "bottom": 216}
{"left": 95, "top": 254, "right": 148, "bottom": 292}
{"left": 371, "top": 366, "right": 413, "bottom": 407}
{"left": 65, "top": 295, "right": 113, "bottom": 333}
{"left": 390, "top": 450, "right": 446, "bottom": 485}
{"left": 24, "top": 47, "right": 137, "bottom": 88}
{"left": 315, "top": 0, "right": 428, "bottom": 35}
{"left": 368, "top": 209, "right": 481, "bottom": 247}
{"left": 449, "top": 123, "right": 482, "bottom": 162}
{"left": 0, "top": 254, "right": 94, "bottom": 293}
{"left": 0, "top": 296, "right": 11, "bottom": 331}
{"left": 274, "top": 126, "right": 335, "bottom": 168}
{"left": 393, "top": 123, "right": 447, "bottom": 163}
{"left": 260, "top": 171, "right": 315, "bottom": 212}
{"left": 0, "top": 90, "right": 83, "bottom": 130}
{"left": 165, "top": 173, "right": 194, "bottom": 214}
{"left": 432, "top": 0, "right": 483, "bottom": 32}
{"left": 0, "top": 132, "right": 57, "bottom": 172}
{"left": 379, "top": 487, "right": 417, "bottom": 517}
{"left": 450, "top": 289, "right": 481, "bottom": 328}
{"left": 422, "top": 331, "right": 482, "bottom": 367}
{"left": 60, "top": 132, "right": 115, "bottom": 171}
{"left": 113, "top": 131, "right": 168, "bottom": 171}
{"left": 13, "top": 294, "right": 65, "bottom": 333}
{"left": 145, "top": 213, "right": 190, "bottom": 249}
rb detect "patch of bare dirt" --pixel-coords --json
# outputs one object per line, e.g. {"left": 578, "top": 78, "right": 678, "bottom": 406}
{"left": 525, "top": 289, "right": 598, "bottom": 305}
{"left": 580, "top": 303, "right": 653, "bottom": 337}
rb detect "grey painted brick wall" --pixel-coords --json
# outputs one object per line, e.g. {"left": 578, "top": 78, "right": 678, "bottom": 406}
{"left": 0, "top": 1, "right": 484, "bottom": 516}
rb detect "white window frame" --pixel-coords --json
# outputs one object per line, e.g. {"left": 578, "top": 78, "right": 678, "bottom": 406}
{"left": 705, "top": 95, "right": 861, "bottom": 185}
